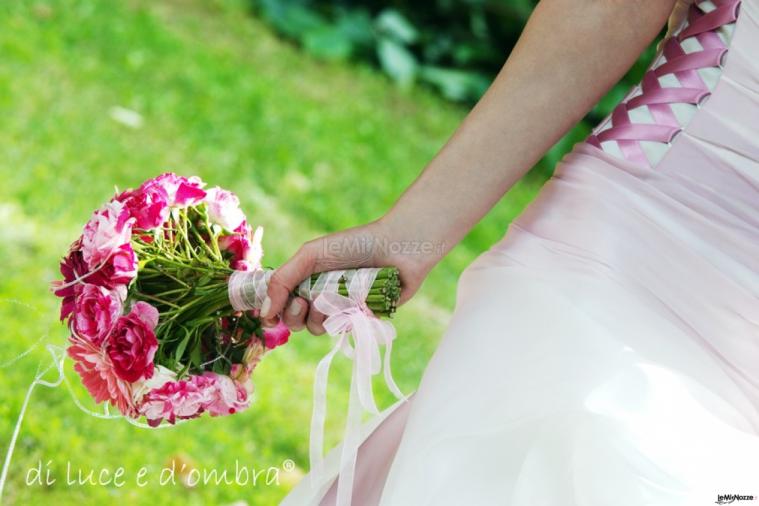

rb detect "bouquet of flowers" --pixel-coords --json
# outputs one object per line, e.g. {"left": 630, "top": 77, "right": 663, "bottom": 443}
{"left": 52, "top": 173, "right": 401, "bottom": 427}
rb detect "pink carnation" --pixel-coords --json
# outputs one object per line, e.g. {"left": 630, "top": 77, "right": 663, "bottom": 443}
{"left": 81, "top": 200, "right": 135, "bottom": 269}
{"left": 140, "top": 376, "right": 212, "bottom": 426}
{"left": 106, "top": 302, "right": 159, "bottom": 383}
{"left": 150, "top": 173, "right": 207, "bottom": 207}
{"left": 53, "top": 240, "right": 136, "bottom": 318}
{"left": 139, "top": 372, "right": 249, "bottom": 427}
{"left": 53, "top": 240, "right": 88, "bottom": 321}
{"left": 97, "top": 243, "right": 138, "bottom": 288}
{"left": 73, "top": 284, "right": 125, "bottom": 345}
{"left": 221, "top": 224, "right": 264, "bottom": 271}
{"left": 116, "top": 183, "right": 169, "bottom": 230}
{"left": 205, "top": 187, "right": 246, "bottom": 231}
{"left": 263, "top": 320, "right": 290, "bottom": 350}
{"left": 68, "top": 337, "right": 137, "bottom": 417}
{"left": 218, "top": 222, "right": 250, "bottom": 261}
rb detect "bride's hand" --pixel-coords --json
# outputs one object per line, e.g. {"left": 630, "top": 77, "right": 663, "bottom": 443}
{"left": 259, "top": 217, "right": 440, "bottom": 334}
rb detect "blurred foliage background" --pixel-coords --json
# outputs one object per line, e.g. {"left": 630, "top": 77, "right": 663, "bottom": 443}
{"left": 251, "top": 0, "right": 658, "bottom": 150}
{"left": 0, "top": 0, "right": 658, "bottom": 505}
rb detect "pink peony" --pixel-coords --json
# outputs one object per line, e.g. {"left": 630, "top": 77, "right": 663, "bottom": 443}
{"left": 106, "top": 302, "right": 159, "bottom": 383}
{"left": 73, "top": 283, "right": 125, "bottom": 345}
{"left": 139, "top": 372, "right": 250, "bottom": 426}
{"left": 204, "top": 187, "right": 246, "bottom": 231}
{"left": 263, "top": 320, "right": 290, "bottom": 350}
{"left": 68, "top": 337, "right": 137, "bottom": 417}
{"left": 116, "top": 183, "right": 169, "bottom": 230}
{"left": 81, "top": 200, "right": 135, "bottom": 269}
{"left": 150, "top": 173, "right": 206, "bottom": 207}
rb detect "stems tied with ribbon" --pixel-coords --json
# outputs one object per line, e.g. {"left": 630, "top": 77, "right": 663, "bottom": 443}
{"left": 228, "top": 267, "right": 407, "bottom": 506}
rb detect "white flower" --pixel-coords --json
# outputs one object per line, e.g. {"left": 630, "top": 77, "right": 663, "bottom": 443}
{"left": 205, "top": 187, "right": 246, "bottom": 231}
{"left": 245, "top": 226, "right": 264, "bottom": 269}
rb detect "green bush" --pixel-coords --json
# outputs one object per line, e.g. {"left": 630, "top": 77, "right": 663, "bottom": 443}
{"left": 250, "top": 0, "right": 660, "bottom": 179}
{"left": 0, "top": 1, "right": 546, "bottom": 503}
{"left": 251, "top": 0, "right": 657, "bottom": 113}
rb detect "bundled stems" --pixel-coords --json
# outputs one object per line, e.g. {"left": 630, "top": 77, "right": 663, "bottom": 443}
{"left": 127, "top": 204, "right": 400, "bottom": 377}
{"left": 298, "top": 267, "right": 401, "bottom": 317}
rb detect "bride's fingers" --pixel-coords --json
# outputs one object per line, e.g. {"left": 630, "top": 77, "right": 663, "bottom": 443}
{"left": 283, "top": 297, "right": 308, "bottom": 331}
{"left": 261, "top": 313, "right": 280, "bottom": 328}
{"left": 264, "top": 243, "right": 317, "bottom": 319}
{"left": 306, "top": 308, "right": 326, "bottom": 336}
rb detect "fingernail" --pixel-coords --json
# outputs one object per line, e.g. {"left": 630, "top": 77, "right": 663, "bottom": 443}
{"left": 260, "top": 296, "right": 271, "bottom": 318}
{"left": 288, "top": 301, "right": 302, "bottom": 317}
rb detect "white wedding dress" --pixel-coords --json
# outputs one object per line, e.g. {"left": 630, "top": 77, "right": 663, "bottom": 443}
{"left": 283, "top": 1, "right": 759, "bottom": 504}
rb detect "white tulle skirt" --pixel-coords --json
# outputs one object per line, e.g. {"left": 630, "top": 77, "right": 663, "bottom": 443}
{"left": 282, "top": 1, "right": 759, "bottom": 504}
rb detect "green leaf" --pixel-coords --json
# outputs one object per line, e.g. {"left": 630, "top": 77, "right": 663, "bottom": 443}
{"left": 375, "top": 9, "right": 418, "bottom": 45}
{"left": 257, "top": 0, "right": 327, "bottom": 41}
{"left": 303, "top": 25, "right": 354, "bottom": 61}
{"left": 422, "top": 34, "right": 454, "bottom": 63}
{"left": 190, "top": 341, "right": 202, "bottom": 368}
{"left": 174, "top": 328, "right": 191, "bottom": 362}
{"left": 418, "top": 66, "right": 490, "bottom": 102}
{"left": 377, "top": 37, "right": 417, "bottom": 87}
{"left": 212, "top": 360, "right": 225, "bottom": 374}
{"left": 334, "top": 9, "right": 375, "bottom": 51}
{"left": 452, "top": 41, "right": 498, "bottom": 66}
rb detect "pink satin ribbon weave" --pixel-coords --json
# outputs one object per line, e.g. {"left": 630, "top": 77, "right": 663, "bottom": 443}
{"left": 587, "top": 0, "right": 741, "bottom": 167}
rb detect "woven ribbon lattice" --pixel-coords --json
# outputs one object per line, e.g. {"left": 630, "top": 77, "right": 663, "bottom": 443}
{"left": 588, "top": 0, "right": 741, "bottom": 167}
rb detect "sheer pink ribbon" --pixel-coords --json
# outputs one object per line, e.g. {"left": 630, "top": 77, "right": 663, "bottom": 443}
{"left": 307, "top": 269, "right": 405, "bottom": 506}
{"left": 228, "top": 267, "right": 406, "bottom": 505}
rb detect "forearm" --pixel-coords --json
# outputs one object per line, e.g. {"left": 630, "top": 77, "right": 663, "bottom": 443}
{"left": 383, "top": 0, "right": 676, "bottom": 256}
{"left": 262, "top": 0, "right": 678, "bottom": 320}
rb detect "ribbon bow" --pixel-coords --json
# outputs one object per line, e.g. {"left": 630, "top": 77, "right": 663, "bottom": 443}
{"left": 308, "top": 269, "right": 405, "bottom": 506}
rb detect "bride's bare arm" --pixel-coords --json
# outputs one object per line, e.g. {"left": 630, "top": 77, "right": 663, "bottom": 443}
{"left": 262, "top": 0, "right": 677, "bottom": 332}
{"left": 385, "top": 0, "right": 677, "bottom": 256}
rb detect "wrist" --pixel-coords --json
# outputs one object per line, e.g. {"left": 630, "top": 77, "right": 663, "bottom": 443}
{"left": 373, "top": 212, "right": 447, "bottom": 273}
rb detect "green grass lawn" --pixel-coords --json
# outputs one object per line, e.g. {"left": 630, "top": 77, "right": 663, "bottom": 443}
{"left": 0, "top": 1, "right": 548, "bottom": 504}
